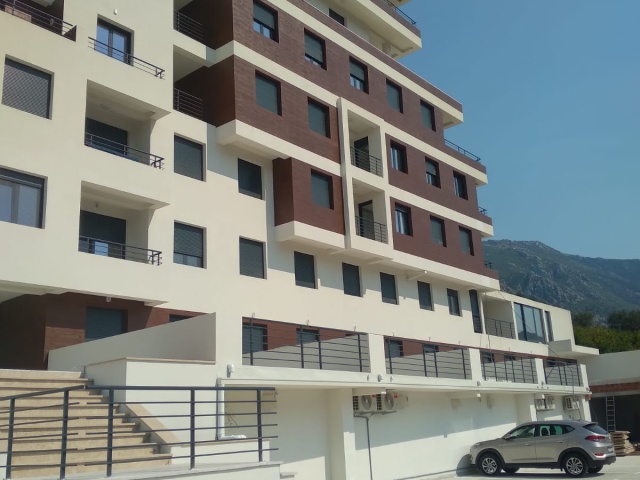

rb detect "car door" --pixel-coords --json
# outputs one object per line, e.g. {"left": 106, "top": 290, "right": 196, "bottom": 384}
{"left": 535, "top": 424, "right": 570, "bottom": 463}
{"left": 500, "top": 425, "right": 537, "bottom": 464}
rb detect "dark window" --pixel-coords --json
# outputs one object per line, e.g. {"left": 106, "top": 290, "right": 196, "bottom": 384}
{"left": 311, "top": 171, "right": 333, "bottom": 209}
{"left": 255, "top": 73, "right": 281, "bottom": 115}
{"left": 386, "top": 81, "right": 403, "bottom": 112}
{"left": 174, "top": 136, "right": 204, "bottom": 181}
{"left": 421, "top": 101, "right": 436, "bottom": 131}
{"left": 169, "top": 315, "right": 191, "bottom": 322}
{"left": 349, "top": 58, "right": 368, "bottom": 92}
{"left": 294, "top": 251, "right": 316, "bottom": 288}
{"left": 0, "top": 168, "right": 44, "bottom": 228}
{"left": 417, "top": 281, "right": 433, "bottom": 310}
{"left": 2, "top": 59, "right": 51, "bottom": 118}
{"left": 85, "top": 119, "right": 128, "bottom": 157}
{"left": 85, "top": 308, "right": 125, "bottom": 342}
{"left": 253, "top": 0, "right": 278, "bottom": 40}
{"left": 482, "top": 351, "right": 494, "bottom": 365}
{"left": 430, "top": 217, "right": 446, "bottom": 246}
{"left": 459, "top": 227, "right": 474, "bottom": 255}
{"left": 453, "top": 172, "right": 468, "bottom": 199}
{"left": 304, "top": 31, "right": 325, "bottom": 68}
{"left": 329, "top": 9, "right": 345, "bottom": 25}
{"left": 342, "top": 263, "right": 361, "bottom": 297}
{"left": 308, "top": 99, "right": 330, "bottom": 137}
{"left": 423, "top": 343, "right": 439, "bottom": 355}
{"left": 470, "top": 289, "right": 483, "bottom": 333}
{"left": 394, "top": 204, "right": 412, "bottom": 235}
{"left": 545, "top": 311, "right": 554, "bottom": 342}
{"left": 79, "top": 211, "right": 126, "bottom": 258}
{"left": 243, "top": 324, "right": 267, "bottom": 354}
{"left": 174, "top": 222, "right": 204, "bottom": 267}
{"left": 425, "top": 159, "right": 440, "bottom": 187}
{"left": 238, "top": 159, "right": 263, "bottom": 199}
{"left": 95, "top": 20, "right": 131, "bottom": 63}
{"left": 380, "top": 273, "right": 397, "bottom": 305}
{"left": 387, "top": 339, "right": 403, "bottom": 358}
{"left": 447, "top": 289, "right": 460, "bottom": 316}
{"left": 515, "top": 303, "right": 546, "bottom": 344}
{"left": 239, "top": 238, "right": 265, "bottom": 279}
{"left": 390, "top": 142, "right": 407, "bottom": 172}
{"left": 584, "top": 424, "right": 607, "bottom": 435}
{"left": 297, "top": 328, "right": 320, "bottom": 344}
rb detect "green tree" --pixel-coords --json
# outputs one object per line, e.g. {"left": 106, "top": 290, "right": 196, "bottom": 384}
{"left": 607, "top": 310, "right": 640, "bottom": 331}
{"left": 572, "top": 312, "right": 595, "bottom": 328}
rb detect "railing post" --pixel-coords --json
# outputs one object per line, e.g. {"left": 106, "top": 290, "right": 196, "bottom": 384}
{"left": 190, "top": 389, "right": 196, "bottom": 470}
{"left": 59, "top": 389, "right": 70, "bottom": 480}
{"left": 461, "top": 349, "right": 467, "bottom": 379}
{"left": 521, "top": 359, "right": 527, "bottom": 383}
{"left": 106, "top": 389, "right": 115, "bottom": 477}
{"left": 433, "top": 350, "right": 439, "bottom": 378}
{"left": 317, "top": 337, "right": 323, "bottom": 370}
{"left": 422, "top": 345, "right": 428, "bottom": 377}
{"left": 249, "top": 318, "right": 254, "bottom": 366}
{"left": 357, "top": 334, "right": 363, "bottom": 372}
{"left": 386, "top": 338, "right": 393, "bottom": 374}
{"left": 300, "top": 334, "right": 305, "bottom": 369}
{"left": 5, "top": 398, "right": 15, "bottom": 480}
{"left": 256, "top": 390, "right": 264, "bottom": 462}
{"left": 493, "top": 354, "right": 498, "bottom": 380}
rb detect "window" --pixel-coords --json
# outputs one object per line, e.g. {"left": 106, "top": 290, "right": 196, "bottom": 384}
{"left": 294, "top": 251, "right": 316, "bottom": 288}
{"left": 447, "top": 289, "right": 460, "bottom": 316}
{"left": 174, "top": 136, "right": 204, "bottom": 181}
{"left": 85, "top": 308, "right": 125, "bottom": 342}
{"left": 507, "top": 425, "right": 536, "bottom": 440}
{"left": 238, "top": 159, "right": 263, "bottom": 199}
{"left": 421, "top": 101, "right": 436, "bottom": 131}
{"left": 417, "top": 281, "right": 433, "bottom": 310}
{"left": 243, "top": 324, "right": 267, "bottom": 354}
{"left": 459, "top": 227, "right": 474, "bottom": 255}
{"left": 430, "top": 217, "right": 446, "bottom": 246}
{"left": 253, "top": 0, "right": 278, "bottom": 40}
{"left": 304, "top": 31, "right": 325, "bottom": 68}
{"left": 95, "top": 20, "right": 131, "bottom": 63}
{"left": 349, "top": 58, "right": 368, "bottom": 92}
{"left": 545, "top": 311, "right": 554, "bottom": 342}
{"left": 239, "top": 238, "right": 265, "bottom": 279}
{"left": 169, "top": 315, "right": 191, "bottom": 322}
{"left": 174, "top": 222, "right": 204, "bottom": 267}
{"left": 470, "top": 290, "right": 483, "bottom": 333}
{"left": 329, "top": 9, "right": 345, "bottom": 25}
{"left": 515, "top": 303, "right": 546, "bottom": 343}
{"left": 308, "top": 99, "right": 330, "bottom": 137}
{"left": 255, "top": 73, "right": 281, "bottom": 115}
{"left": 2, "top": 59, "right": 51, "bottom": 118}
{"left": 387, "top": 339, "right": 403, "bottom": 358}
{"left": 342, "top": 263, "right": 361, "bottom": 297}
{"left": 386, "top": 81, "right": 403, "bottom": 112}
{"left": 394, "top": 204, "right": 412, "bottom": 235}
{"left": 453, "top": 172, "right": 468, "bottom": 199}
{"left": 390, "top": 142, "right": 407, "bottom": 172}
{"left": 85, "top": 119, "right": 128, "bottom": 157}
{"left": 297, "top": 328, "right": 319, "bottom": 344}
{"left": 311, "top": 171, "right": 333, "bottom": 208}
{"left": 79, "top": 211, "right": 126, "bottom": 259}
{"left": 425, "top": 159, "right": 440, "bottom": 187}
{"left": 0, "top": 168, "right": 44, "bottom": 228}
{"left": 380, "top": 273, "right": 397, "bottom": 305}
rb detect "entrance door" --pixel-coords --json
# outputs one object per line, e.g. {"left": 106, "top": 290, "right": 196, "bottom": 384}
{"left": 353, "top": 137, "right": 370, "bottom": 172}
{"left": 357, "top": 201, "right": 375, "bottom": 239}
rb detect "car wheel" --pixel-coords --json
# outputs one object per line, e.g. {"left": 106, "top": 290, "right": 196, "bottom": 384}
{"left": 587, "top": 466, "right": 603, "bottom": 474}
{"left": 503, "top": 467, "right": 520, "bottom": 474}
{"left": 563, "top": 453, "right": 587, "bottom": 477}
{"left": 478, "top": 453, "right": 502, "bottom": 476}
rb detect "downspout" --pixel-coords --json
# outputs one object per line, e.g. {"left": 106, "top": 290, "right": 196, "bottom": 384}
{"left": 216, "top": 378, "right": 246, "bottom": 440}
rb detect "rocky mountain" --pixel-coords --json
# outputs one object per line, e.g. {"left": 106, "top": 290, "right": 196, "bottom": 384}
{"left": 483, "top": 240, "right": 640, "bottom": 316}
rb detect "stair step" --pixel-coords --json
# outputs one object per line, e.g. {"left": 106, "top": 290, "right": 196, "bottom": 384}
{"left": 0, "top": 389, "right": 102, "bottom": 401}
{"left": 11, "top": 443, "right": 159, "bottom": 466}
{"left": 4, "top": 432, "right": 149, "bottom": 451}
{"left": 0, "top": 404, "right": 114, "bottom": 418}
{"left": 0, "top": 370, "right": 85, "bottom": 381}
{"left": 0, "top": 422, "right": 138, "bottom": 439}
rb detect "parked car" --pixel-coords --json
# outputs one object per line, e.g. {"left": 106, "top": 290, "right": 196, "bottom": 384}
{"left": 470, "top": 420, "right": 616, "bottom": 477}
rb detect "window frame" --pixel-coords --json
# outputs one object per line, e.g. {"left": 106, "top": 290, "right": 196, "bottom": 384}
{"left": 386, "top": 80, "right": 403, "bottom": 113}
{"left": 242, "top": 323, "right": 268, "bottom": 354}
{"left": 430, "top": 216, "right": 447, "bottom": 247}
{"left": 255, "top": 72, "right": 281, "bottom": 115}
{"left": 420, "top": 101, "right": 436, "bottom": 131}
{"left": 515, "top": 303, "right": 546, "bottom": 344}
{"left": 95, "top": 20, "right": 132, "bottom": 64}
{"left": 447, "top": 288, "right": 461, "bottom": 316}
{"left": 459, "top": 227, "right": 474, "bottom": 255}
{"left": 390, "top": 142, "right": 407, "bottom": 173}
{"left": 394, "top": 204, "right": 412, "bottom": 236}
{"left": 453, "top": 172, "right": 468, "bottom": 200}
{"left": 304, "top": 30, "right": 326, "bottom": 68}
{"left": 294, "top": 251, "right": 317, "bottom": 289}
{"left": 310, "top": 170, "right": 334, "bottom": 209}
{"left": 545, "top": 311, "right": 554, "bottom": 342}
{"left": 253, "top": 0, "right": 278, "bottom": 41}
{"left": 85, "top": 307, "right": 126, "bottom": 342}
{"left": 387, "top": 339, "right": 404, "bottom": 358}
{"left": 2, "top": 58, "right": 52, "bottom": 119}
{"left": 349, "top": 57, "right": 368, "bottom": 93}
{"left": 425, "top": 158, "right": 440, "bottom": 187}
{"left": 173, "top": 222, "right": 205, "bottom": 268}
{"left": 174, "top": 135, "right": 204, "bottom": 181}
{"left": 0, "top": 167, "right": 45, "bottom": 228}
{"left": 380, "top": 272, "right": 398, "bottom": 305}
{"left": 307, "top": 99, "right": 330, "bottom": 137}
{"left": 417, "top": 281, "right": 433, "bottom": 310}
{"left": 342, "top": 262, "right": 362, "bottom": 297}
{"left": 238, "top": 158, "right": 263, "bottom": 199}
{"left": 239, "top": 237, "right": 266, "bottom": 279}
{"left": 329, "top": 9, "right": 345, "bottom": 25}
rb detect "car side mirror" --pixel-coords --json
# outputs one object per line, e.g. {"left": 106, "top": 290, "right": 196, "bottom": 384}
{"left": 503, "top": 435, "right": 514, "bottom": 441}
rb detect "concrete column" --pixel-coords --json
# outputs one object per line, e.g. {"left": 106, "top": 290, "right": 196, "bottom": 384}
{"left": 368, "top": 334, "right": 387, "bottom": 380}
{"left": 516, "top": 394, "right": 536, "bottom": 423}
{"left": 328, "top": 389, "right": 358, "bottom": 480}
{"left": 213, "top": 311, "right": 243, "bottom": 370}
{"left": 535, "top": 358, "right": 546, "bottom": 386}
{"left": 468, "top": 348, "right": 483, "bottom": 383}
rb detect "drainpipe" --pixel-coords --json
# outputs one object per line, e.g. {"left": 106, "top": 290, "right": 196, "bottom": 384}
{"left": 354, "top": 414, "right": 374, "bottom": 480}
{"left": 216, "top": 378, "right": 246, "bottom": 440}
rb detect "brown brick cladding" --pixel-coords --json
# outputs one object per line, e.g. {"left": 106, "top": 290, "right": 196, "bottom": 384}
{"left": 272, "top": 157, "right": 345, "bottom": 234}
{"left": 242, "top": 318, "right": 351, "bottom": 351}
{"left": 590, "top": 382, "right": 640, "bottom": 394}
{"left": 0, "top": 293, "right": 203, "bottom": 370}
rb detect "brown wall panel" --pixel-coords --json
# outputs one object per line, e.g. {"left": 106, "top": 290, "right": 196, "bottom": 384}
{"left": 0, "top": 295, "right": 47, "bottom": 370}
{"left": 180, "top": 0, "right": 233, "bottom": 49}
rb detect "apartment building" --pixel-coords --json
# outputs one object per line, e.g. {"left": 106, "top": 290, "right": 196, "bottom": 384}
{"left": 0, "top": 0, "right": 599, "bottom": 478}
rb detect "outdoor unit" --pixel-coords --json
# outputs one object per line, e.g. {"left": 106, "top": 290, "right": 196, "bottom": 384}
{"left": 353, "top": 395, "right": 377, "bottom": 413}
{"left": 563, "top": 396, "right": 580, "bottom": 411}
{"left": 379, "top": 391, "right": 408, "bottom": 412}
{"left": 534, "top": 395, "right": 555, "bottom": 411}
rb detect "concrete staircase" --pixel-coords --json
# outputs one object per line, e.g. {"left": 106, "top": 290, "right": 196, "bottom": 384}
{"left": 0, "top": 370, "right": 171, "bottom": 479}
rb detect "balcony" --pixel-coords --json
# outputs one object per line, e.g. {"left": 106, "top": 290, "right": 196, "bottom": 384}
{"left": 173, "top": 9, "right": 204, "bottom": 43}
{"left": 79, "top": 236, "right": 161, "bottom": 266}
{"left": 374, "top": 0, "right": 416, "bottom": 25}
{"left": 85, "top": 133, "right": 164, "bottom": 169}
{"left": 355, "top": 216, "right": 388, "bottom": 243}
{"left": 479, "top": 206, "right": 488, "bottom": 216}
{"left": 444, "top": 139, "right": 481, "bottom": 163}
{"left": 173, "top": 88, "right": 204, "bottom": 121}
{"left": 485, "top": 317, "right": 515, "bottom": 339}
{"left": 481, "top": 352, "right": 537, "bottom": 384}
{"left": 0, "top": 0, "right": 76, "bottom": 40}
{"left": 385, "top": 338, "right": 471, "bottom": 380}
{"left": 351, "top": 147, "right": 383, "bottom": 177}
{"left": 544, "top": 360, "right": 583, "bottom": 387}
{"left": 89, "top": 37, "right": 165, "bottom": 78}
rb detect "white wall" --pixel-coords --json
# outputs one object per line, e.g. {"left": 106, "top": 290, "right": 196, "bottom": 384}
{"left": 583, "top": 350, "right": 640, "bottom": 385}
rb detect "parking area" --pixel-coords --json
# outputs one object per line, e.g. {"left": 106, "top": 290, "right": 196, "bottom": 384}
{"left": 459, "top": 455, "right": 640, "bottom": 479}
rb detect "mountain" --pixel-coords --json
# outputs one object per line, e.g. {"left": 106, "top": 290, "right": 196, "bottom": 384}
{"left": 482, "top": 240, "right": 640, "bottom": 316}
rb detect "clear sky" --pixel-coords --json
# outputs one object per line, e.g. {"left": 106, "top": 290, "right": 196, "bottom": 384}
{"left": 399, "top": 0, "right": 640, "bottom": 259}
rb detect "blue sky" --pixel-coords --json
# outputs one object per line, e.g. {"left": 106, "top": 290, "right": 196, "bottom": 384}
{"left": 399, "top": 1, "right": 640, "bottom": 259}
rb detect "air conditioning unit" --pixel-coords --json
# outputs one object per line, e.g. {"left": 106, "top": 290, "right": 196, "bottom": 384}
{"left": 534, "top": 395, "right": 555, "bottom": 411}
{"left": 379, "top": 391, "right": 408, "bottom": 412}
{"left": 563, "top": 396, "right": 580, "bottom": 411}
{"left": 534, "top": 398, "right": 546, "bottom": 411}
{"left": 353, "top": 395, "right": 377, "bottom": 413}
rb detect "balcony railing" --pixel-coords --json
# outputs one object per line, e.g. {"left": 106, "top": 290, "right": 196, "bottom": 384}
{"left": 79, "top": 236, "right": 162, "bottom": 265}
{"left": 376, "top": 0, "right": 417, "bottom": 26}
{"left": 385, "top": 338, "right": 471, "bottom": 380}
{"left": 174, "top": 10, "right": 204, "bottom": 43}
{"left": 173, "top": 88, "right": 205, "bottom": 120}
{"left": 481, "top": 352, "right": 537, "bottom": 384}
{"left": 243, "top": 319, "right": 370, "bottom": 373}
{"left": 88, "top": 37, "right": 165, "bottom": 78}
{"left": 0, "top": 0, "right": 76, "bottom": 39}
{"left": 355, "top": 216, "right": 388, "bottom": 243}
{"left": 84, "top": 133, "right": 164, "bottom": 169}
{"left": 350, "top": 148, "right": 383, "bottom": 177}
{"left": 444, "top": 139, "right": 481, "bottom": 163}
{"left": 479, "top": 207, "right": 488, "bottom": 216}
{"left": 544, "top": 360, "right": 583, "bottom": 387}
{"left": 484, "top": 261, "right": 494, "bottom": 270}
{"left": 485, "top": 317, "right": 515, "bottom": 339}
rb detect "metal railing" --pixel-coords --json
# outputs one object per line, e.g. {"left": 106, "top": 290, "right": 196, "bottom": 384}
{"left": 173, "top": 88, "right": 205, "bottom": 120}
{"left": 485, "top": 317, "right": 515, "bottom": 339}
{"left": 479, "top": 207, "right": 488, "bottom": 216}
{"left": 174, "top": 10, "right": 204, "bottom": 43}
{"left": 85, "top": 133, "right": 164, "bottom": 169}
{"left": 384, "top": 338, "right": 471, "bottom": 380}
{"left": 484, "top": 261, "right": 494, "bottom": 269}
{"left": 355, "top": 216, "right": 388, "bottom": 243}
{"left": 350, "top": 148, "right": 383, "bottom": 177}
{"left": 0, "top": 384, "right": 276, "bottom": 480}
{"left": 0, "top": 0, "right": 76, "bottom": 39}
{"left": 243, "top": 318, "right": 370, "bottom": 373}
{"left": 376, "top": 0, "right": 417, "bottom": 26}
{"left": 88, "top": 37, "right": 165, "bottom": 78}
{"left": 544, "top": 360, "right": 583, "bottom": 387}
{"left": 444, "top": 139, "right": 481, "bottom": 163}
{"left": 481, "top": 352, "right": 537, "bottom": 384}
{"left": 79, "top": 236, "right": 162, "bottom": 266}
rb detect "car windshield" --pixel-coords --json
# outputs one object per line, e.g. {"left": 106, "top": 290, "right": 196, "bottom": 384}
{"left": 584, "top": 423, "right": 608, "bottom": 435}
